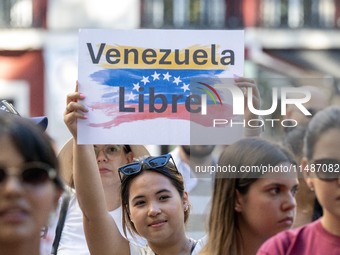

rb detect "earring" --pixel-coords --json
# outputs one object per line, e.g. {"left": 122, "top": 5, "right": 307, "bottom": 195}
{"left": 234, "top": 205, "right": 242, "bottom": 212}
{"left": 184, "top": 203, "right": 189, "bottom": 212}
{"left": 309, "top": 186, "right": 314, "bottom": 192}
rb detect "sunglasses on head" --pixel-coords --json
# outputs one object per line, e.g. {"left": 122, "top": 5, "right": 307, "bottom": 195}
{"left": 118, "top": 154, "right": 177, "bottom": 181}
{"left": 0, "top": 162, "right": 58, "bottom": 187}
{"left": 311, "top": 158, "right": 340, "bottom": 182}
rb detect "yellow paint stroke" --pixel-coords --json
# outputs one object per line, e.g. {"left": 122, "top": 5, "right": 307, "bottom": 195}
{"left": 98, "top": 44, "right": 231, "bottom": 70}
{"left": 199, "top": 87, "right": 217, "bottom": 104}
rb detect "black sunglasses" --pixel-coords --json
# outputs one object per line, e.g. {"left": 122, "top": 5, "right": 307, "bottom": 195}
{"left": 118, "top": 154, "right": 177, "bottom": 181}
{"left": 0, "top": 162, "right": 58, "bottom": 186}
{"left": 312, "top": 158, "right": 340, "bottom": 182}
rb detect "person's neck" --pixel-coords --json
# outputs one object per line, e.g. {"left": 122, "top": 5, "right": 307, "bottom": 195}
{"left": 239, "top": 234, "right": 264, "bottom": 255}
{"left": 295, "top": 179, "right": 315, "bottom": 208}
{"left": 293, "top": 179, "right": 315, "bottom": 228}
{"left": 0, "top": 238, "right": 40, "bottom": 255}
{"left": 238, "top": 220, "right": 267, "bottom": 255}
{"left": 321, "top": 214, "right": 340, "bottom": 236}
{"left": 103, "top": 181, "right": 121, "bottom": 211}
{"left": 148, "top": 234, "right": 193, "bottom": 255}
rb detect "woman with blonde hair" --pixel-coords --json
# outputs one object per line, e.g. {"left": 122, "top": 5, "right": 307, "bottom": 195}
{"left": 201, "top": 137, "right": 299, "bottom": 255}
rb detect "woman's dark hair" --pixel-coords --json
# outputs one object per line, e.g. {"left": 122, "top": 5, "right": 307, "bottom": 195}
{"left": 304, "top": 105, "right": 340, "bottom": 160}
{"left": 301, "top": 106, "right": 340, "bottom": 222}
{"left": 283, "top": 125, "right": 307, "bottom": 161}
{"left": 120, "top": 156, "right": 188, "bottom": 237}
{"left": 0, "top": 113, "right": 63, "bottom": 188}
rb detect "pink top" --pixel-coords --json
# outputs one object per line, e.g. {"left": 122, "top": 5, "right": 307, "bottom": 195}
{"left": 257, "top": 219, "right": 340, "bottom": 255}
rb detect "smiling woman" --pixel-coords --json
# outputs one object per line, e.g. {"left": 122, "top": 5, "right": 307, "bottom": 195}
{"left": 120, "top": 154, "right": 205, "bottom": 254}
{"left": 120, "top": 155, "right": 188, "bottom": 230}
{"left": 0, "top": 113, "right": 63, "bottom": 255}
{"left": 64, "top": 89, "right": 206, "bottom": 255}
{"left": 73, "top": 149, "right": 205, "bottom": 255}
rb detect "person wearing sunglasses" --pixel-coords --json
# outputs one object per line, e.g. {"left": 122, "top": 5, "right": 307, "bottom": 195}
{"left": 282, "top": 125, "right": 323, "bottom": 228}
{"left": 0, "top": 99, "right": 60, "bottom": 254}
{"left": 257, "top": 106, "right": 340, "bottom": 255}
{"left": 64, "top": 90, "right": 205, "bottom": 254}
{"left": 120, "top": 154, "right": 205, "bottom": 254}
{"left": 200, "top": 137, "right": 298, "bottom": 255}
{"left": 58, "top": 90, "right": 149, "bottom": 255}
{"left": 72, "top": 146, "right": 205, "bottom": 254}
{"left": 0, "top": 113, "right": 63, "bottom": 255}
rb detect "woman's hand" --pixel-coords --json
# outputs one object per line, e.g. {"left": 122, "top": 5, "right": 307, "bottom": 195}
{"left": 63, "top": 83, "right": 88, "bottom": 139}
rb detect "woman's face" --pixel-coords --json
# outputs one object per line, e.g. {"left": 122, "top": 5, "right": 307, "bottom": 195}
{"left": 0, "top": 135, "right": 60, "bottom": 242}
{"left": 305, "top": 128, "right": 340, "bottom": 225}
{"left": 236, "top": 164, "right": 298, "bottom": 240}
{"left": 128, "top": 171, "right": 188, "bottom": 243}
{"left": 94, "top": 145, "right": 132, "bottom": 185}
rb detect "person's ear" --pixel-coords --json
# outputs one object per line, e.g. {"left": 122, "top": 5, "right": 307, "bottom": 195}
{"left": 234, "top": 189, "right": 243, "bottom": 213}
{"left": 126, "top": 151, "right": 134, "bottom": 163}
{"left": 183, "top": 191, "right": 189, "bottom": 211}
{"left": 301, "top": 157, "right": 314, "bottom": 191}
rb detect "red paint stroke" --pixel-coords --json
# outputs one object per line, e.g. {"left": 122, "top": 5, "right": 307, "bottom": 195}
{"left": 88, "top": 103, "right": 235, "bottom": 128}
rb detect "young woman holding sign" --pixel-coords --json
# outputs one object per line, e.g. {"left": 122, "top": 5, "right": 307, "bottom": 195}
{"left": 64, "top": 91, "right": 205, "bottom": 255}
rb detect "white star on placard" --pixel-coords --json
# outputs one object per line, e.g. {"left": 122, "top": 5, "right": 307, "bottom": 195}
{"left": 141, "top": 76, "right": 150, "bottom": 85}
{"left": 173, "top": 76, "right": 182, "bottom": 85}
{"left": 133, "top": 82, "right": 140, "bottom": 91}
{"left": 127, "top": 91, "right": 136, "bottom": 101}
{"left": 163, "top": 72, "right": 172, "bottom": 81}
{"left": 181, "top": 83, "right": 190, "bottom": 92}
{"left": 151, "top": 71, "right": 160, "bottom": 80}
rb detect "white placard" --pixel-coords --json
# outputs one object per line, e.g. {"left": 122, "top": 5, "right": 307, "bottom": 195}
{"left": 78, "top": 29, "right": 245, "bottom": 145}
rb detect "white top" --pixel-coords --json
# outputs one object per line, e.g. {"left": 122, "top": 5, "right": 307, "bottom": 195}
{"left": 130, "top": 237, "right": 206, "bottom": 255}
{"left": 40, "top": 203, "right": 59, "bottom": 255}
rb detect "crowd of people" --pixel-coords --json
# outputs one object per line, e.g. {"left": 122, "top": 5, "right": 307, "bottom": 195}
{"left": 0, "top": 77, "right": 339, "bottom": 255}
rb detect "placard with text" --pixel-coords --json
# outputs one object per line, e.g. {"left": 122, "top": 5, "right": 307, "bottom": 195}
{"left": 77, "top": 29, "right": 245, "bottom": 145}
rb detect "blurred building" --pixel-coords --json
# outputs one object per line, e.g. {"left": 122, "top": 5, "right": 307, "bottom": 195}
{"left": 0, "top": 0, "right": 140, "bottom": 149}
{"left": 1, "top": 0, "right": 339, "bottom": 147}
